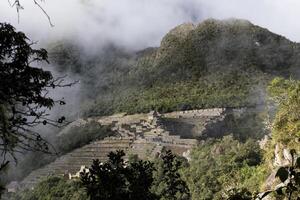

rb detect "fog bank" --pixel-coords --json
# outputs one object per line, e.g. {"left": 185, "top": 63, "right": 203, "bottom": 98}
{"left": 1, "top": 0, "right": 300, "bottom": 51}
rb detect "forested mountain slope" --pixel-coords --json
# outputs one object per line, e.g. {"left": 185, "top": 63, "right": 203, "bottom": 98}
{"left": 49, "top": 18, "right": 300, "bottom": 117}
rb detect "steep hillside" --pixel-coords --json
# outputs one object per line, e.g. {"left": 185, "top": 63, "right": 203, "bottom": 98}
{"left": 7, "top": 19, "right": 300, "bottom": 199}
{"left": 49, "top": 18, "right": 300, "bottom": 117}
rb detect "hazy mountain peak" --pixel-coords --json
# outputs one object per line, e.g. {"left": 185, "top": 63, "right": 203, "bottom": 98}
{"left": 161, "top": 23, "right": 196, "bottom": 43}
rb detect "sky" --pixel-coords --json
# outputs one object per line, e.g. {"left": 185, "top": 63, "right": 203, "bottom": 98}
{"left": 1, "top": 0, "right": 300, "bottom": 51}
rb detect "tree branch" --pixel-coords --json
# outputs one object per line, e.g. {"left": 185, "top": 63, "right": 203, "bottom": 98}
{"left": 9, "top": 0, "right": 54, "bottom": 27}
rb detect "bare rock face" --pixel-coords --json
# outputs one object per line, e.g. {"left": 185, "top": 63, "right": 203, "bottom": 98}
{"left": 182, "top": 149, "right": 191, "bottom": 162}
{"left": 264, "top": 144, "right": 296, "bottom": 192}
{"left": 274, "top": 144, "right": 292, "bottom": 167}
{"left": 259, "top": 135, "right": 270, "bottom": 149}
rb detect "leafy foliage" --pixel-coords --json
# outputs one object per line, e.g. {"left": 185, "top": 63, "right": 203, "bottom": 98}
{"left": 228, "top": 77, "right": 300, "bottom": 199}
{"left": 152, "top": 150, "right": 190, "bottom": 200}
{"left": 273, "top": 150, "right": 300, "bottom": 199}
{"left": 265, "top": 78, "right": 300, "bottom": 199}
{"left": 0, "top": 23, "right": 72, "bottom": 159}
{"left": 95, "top": 71, "right": 260, "bottom": 115}
{"left": 0, "top": 22, "right": 75, "bottom": 196}
{"left": 267, "top": 77, "right": 300, "bottom": 151}
{"left": 80, "top": 150, "right": 190, "bottom": 200}
{"left": 80, "top": 150, "right": 157, "bottom": 200}
{"left": 8, "top": 177, "right": 87, "bottom": 200}
{"left": 227, "top": 150, "right": 300, "bottom": 200}
{"left": 225, "top": 188, "right": 254, "bottom": 200}
{"left": 182, "top": 136, "right": 263, "bottom": 200}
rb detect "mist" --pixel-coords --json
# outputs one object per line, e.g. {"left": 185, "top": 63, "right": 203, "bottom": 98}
{"left": 1, "top": 0, "right": 299, "bottom": 186}
{"left": 1, "top": 0, "right": 300, "bottom": 52}
{"left": 1, "top": 0, "right": 298, "bottom": 124}
{"left": 1, "top": 0, "right": 298, "bottom": 121}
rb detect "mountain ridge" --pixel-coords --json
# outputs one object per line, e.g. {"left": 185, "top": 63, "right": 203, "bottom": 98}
{"left": 49, "top": 18, "right": 300, "bottom": 117}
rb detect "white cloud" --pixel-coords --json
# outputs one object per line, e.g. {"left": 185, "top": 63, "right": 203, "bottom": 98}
{"left": 0, "top": 0, "right": 299, "bottom": 51}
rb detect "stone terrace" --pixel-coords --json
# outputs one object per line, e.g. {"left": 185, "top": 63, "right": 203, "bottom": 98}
{"left": 19, "top": 108, "right": 227, "bottom": 189}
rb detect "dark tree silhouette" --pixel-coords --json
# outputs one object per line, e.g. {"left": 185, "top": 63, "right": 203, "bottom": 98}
{"left": 80, "top": 150, "right": 157, "bottom": 200}
{"left": 0, "top": 23, "right": 73, "bottom": 162}
{"left": 152, "top": 150, "right": 190, "bottom": 200}
{"left": 80, "top": 150, "right": 191, "bottom": 200}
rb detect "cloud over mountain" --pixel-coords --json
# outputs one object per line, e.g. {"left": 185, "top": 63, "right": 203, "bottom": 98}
{"left": 1, "top": 0, "right": 300, "bottom": 50}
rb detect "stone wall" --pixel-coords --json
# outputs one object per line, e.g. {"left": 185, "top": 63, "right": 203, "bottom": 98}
{"left": 163, "top": 108, "right": 226, "bottom": 118}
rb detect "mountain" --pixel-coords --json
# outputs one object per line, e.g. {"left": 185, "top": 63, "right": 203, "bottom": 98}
{"left": 7, "top": 19, "right": 300, "bottom": 198}
{"left": 49, "top": 18, "right": 300, "bottom": 118}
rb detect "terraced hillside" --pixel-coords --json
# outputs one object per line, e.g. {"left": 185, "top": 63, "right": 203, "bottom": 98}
{"left": 19, "top": 138, "right": 132, "bottom": 189}
{"left": 19, "top": 108, "right": 230, "bottom": 189}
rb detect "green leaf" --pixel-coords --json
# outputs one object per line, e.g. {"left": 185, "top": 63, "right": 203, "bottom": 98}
{"left": 275, "top": 167, "right": 289, "bottom": 183}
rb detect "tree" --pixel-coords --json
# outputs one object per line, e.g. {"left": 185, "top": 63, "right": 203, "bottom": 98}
{"left": 228, "top": 77, "right": 300, "bottom": 200}
{"left": 226, "top": 150, "right": 300, "bottom": 200}
{"left": 0, "top": 23, "right": 73, "bottom": 162}
{"left": 80, "top": 150, "right": 157, "bottom": 200}
{"left": 272, "top": 149, "right": 300, "bottom": 200}
{"left": 8, "top": 176, "right": 88, "bottom": 200}
{"left": 267, "top": 77, "right": 300, "bottom": 151}
{"left": 182, "top": 136, "right": 262, "bottom": 200}
{"left": 152, "top": 150, "right": 190, "bottom": 200}
{"left": 225, "top": 188, "right": 253, "bottom": 200}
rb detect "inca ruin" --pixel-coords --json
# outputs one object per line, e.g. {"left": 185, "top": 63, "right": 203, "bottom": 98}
{"left": 19, "top": 108, "right": 232, "bottom": 189}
